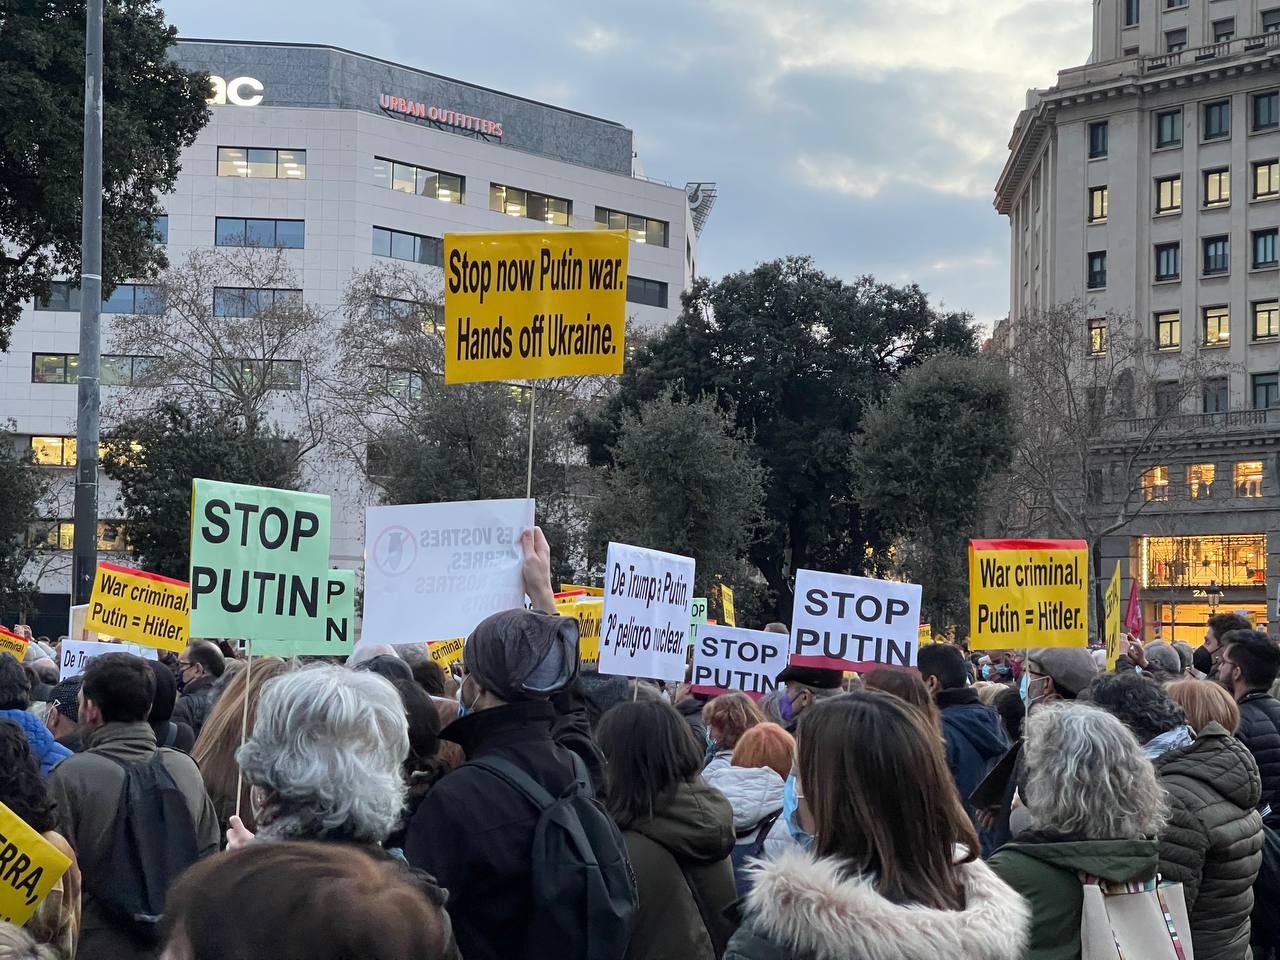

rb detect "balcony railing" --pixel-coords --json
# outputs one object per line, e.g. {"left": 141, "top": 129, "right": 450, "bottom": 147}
{"left": 1145, "top": 31, "right": 1280, "bottom": 73}
{"left": 1118, "top": 409, "right": 1280, "bottom": 435}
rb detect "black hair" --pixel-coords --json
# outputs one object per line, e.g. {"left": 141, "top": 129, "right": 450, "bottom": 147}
{"left": 994, "top": 687, "right": 1026, "bottom": 742}
{"left": 1223, "top": 630, "right": 1280, "bottom": 690}
{"left": 594, "top": 699, "right": 702, "bottom": 827}
{"left": 390, "top": 677, "right": 441, "bottom": 766}
{"left": 1082, "top": 671, "right": 1185, "bottom": 743}
{"left": 0, "top": 720, "right": 57, "bottom": 832}
{"left": 82, "top": 652, "right": 156, "bottom": 723}
{"left": 1208, "top": 613, "right": 1253, "bottom": 642}
{"left": 148, "top": 657, "right": 178, "bottom": 724}
{"left": 0, "top": 653, "right": 31, "bottom": 710}
{"left": 187, "top": 640, "right": 227, "bottom": 678}
{"left": 917, "top": 644, "right": 969, "bottom": 690}
{"left": 354, "top": 654, "right": 414, "bottom": 685}
{"left": 410, "top": 659, "right": 447, "bottom": 698}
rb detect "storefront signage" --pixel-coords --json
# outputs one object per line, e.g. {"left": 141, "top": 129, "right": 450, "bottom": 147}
{"left": 207, "top": 75, "right": 264, "bottom": 107}
{"left": 379, "top": 94, "right": 503, "bottom": 138}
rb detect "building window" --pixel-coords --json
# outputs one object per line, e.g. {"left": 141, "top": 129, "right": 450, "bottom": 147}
{"left": 1088, "top": 121, "right": 1109, "bottom": 159}
{"left": 101, "top": 355, "right": 157, "bottom": 387}
{"left": 1254, "top": 229, "right": 1279, "bottom": 268}
{"left": 154, "top": 216, "right": 168, "bottom": 244}
{"left": 489, "top": 183, "right": 571, "bottom": 226}
{"left": 31, "top": 354, "right": 79, "bottom": 384}
{"left": 1256, "top": 300, "right": 1280, "bottom": 340}
{"left": 1088, "top": 317, "right": 1108, "bottom": 356}
{"left": 1087, "top": 251, "right": 1107, "bottom": 289}
{"left": 1213, "top": 18, "right": 1235, "bottom": 41}
{"left": 1156, "top": 311, "right": 1182, "bottom": 350}
{"left": 371, "top": 227, "right": 443, "bottom": 267}
{"left": 1236, "top": 461, "right": 1265, "bottom": 498}
{"left": 1203, "top": 378, "right": 1229, "bottom": 413}
{"left": 1166, "top": 28, "right": 1187, "bottom": 52}
{"left": 371, "top": 158, "right": 464, "bottom": 204}
{"left": 370, "top": 296, "right": 443, "bottom": 332}
{"left": 1143, "top": 466, "right": 1170, "bottom": 502}
{"left": 1188, "top": 463, "right": 1217, "bottom": 498}
{"left": 212, "top": 287, "right": 303, "bottom": 318}
{"left": 28, "top": 520, "right": 128, "bottom": 552}
{"left": 34, "top": 281, "right": 80, "bottom": 311}
{"left": 625, "top": 276, "right": 669, "bottom": 309}
{"left": 1265, "top": 9, "right": 1280, "bottom": 32}
{"left": 1203, "top": 100, "right": 1231, "bottom": 140}
{"left": 1203, "top": 168, "right": 1231, "bottom": 207}
{"left": 38, "top": 282, "right": 161, "bottom": 314}
{"left": 1156, "top": 109, "right": 1183, "bottom": 148}
{"left": 1143, "top": 533, "right": 1266, "bottom": 588}
{"left": 31, "top": 437, "right": 76, "bottom": 466}
{"left": 212, "top": 358, "right": 302, "bottom": 391}
{"left": 594, "top": 207, "right": 669, "bottom": 247}
{"left": 214, "top": 218, "right": 305, "bottom": 249}
{"left": 1166, "top": 0, "right": 1187, "bottom": 7}
{"left": 1155, "top": 175, "right": 1182, "bottom": 213}
{"left": 1155, "top": 381, "right": 1181, "bottom": 416}
{"left": 1126, "top": 0, "right": 1140, "bottom": 25}
{"left": 1155, "top": 242, "right": 1181, "bottom": 280}
{"left": 1203, "top": 235, "right": 1230, "bottom": 275}
{"left": 1254, "top": 373, "right": 1280, "bottom": 410}
{"left": 1088, "top": 186, "right": 1108, "bottom": 222}
{"left": 216, "top": 147, "right": 305, "bottom": 179}
{"left": 1253, "top": 91, "right": 1279, "bottom": 132}
{"left": 374, "top": 366, "right": 427, "bottom": 401}
{"left": 1256, "top": 160, "right": 1280, "bottom": 198}
{"left": 1203, "top": 305, "right": 1230, "bottom": 345}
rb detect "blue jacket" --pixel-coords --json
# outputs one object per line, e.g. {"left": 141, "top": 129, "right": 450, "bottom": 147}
{"left": 0, "top": 708, "right": 73, "bottom": 777}
{"left": 936, "top": 688, "right": 1008, "bottom": 849}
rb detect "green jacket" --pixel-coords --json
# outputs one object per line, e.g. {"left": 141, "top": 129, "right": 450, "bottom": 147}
{"left": 988, "top": 834, "right": 1159, "bottom": 960}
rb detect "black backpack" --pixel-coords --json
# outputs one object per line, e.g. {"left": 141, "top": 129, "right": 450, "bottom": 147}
{"left": 729, "top": 810, "right": 782, "bottom": 897}
{"left": 472, "top": 753, "right": 637, "bottom": 960}
{"left": 87, "top": 751, "right": 202, "bottom": 946}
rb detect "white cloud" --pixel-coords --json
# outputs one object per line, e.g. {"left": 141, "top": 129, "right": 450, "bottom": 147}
{"left": 573, "top": 24, "right": 620, "bottom": 54}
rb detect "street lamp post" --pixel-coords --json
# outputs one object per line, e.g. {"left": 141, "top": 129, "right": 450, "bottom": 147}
{"left": 1207, "top": 579, "right": 1223, "bottom": 614}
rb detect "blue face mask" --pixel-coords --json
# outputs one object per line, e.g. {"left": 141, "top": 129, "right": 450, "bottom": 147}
{"left": 782, "top": 772, "right": 814, "bottom": 850}
{"left": 457, "top": 682, "right": 475, "bottom": 718}
{"left": 980, "top": 665, "right": 993, "bottom": 680}
{"left": 1019, "top": 672, "right": 1030, "bottom": 704}
{"left": 705, "top": 728, "right": 716, "bottom": 751}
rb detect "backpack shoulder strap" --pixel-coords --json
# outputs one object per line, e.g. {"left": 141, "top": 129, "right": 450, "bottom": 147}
{"left": 470, "top": 756, "right": 556, "bottom": 810}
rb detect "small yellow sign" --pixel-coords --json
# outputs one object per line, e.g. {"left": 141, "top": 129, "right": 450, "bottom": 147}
{"left": 0, "top": 799, "right": 72, "bottom": 925}
{"left": 443, "top": 230, "right": 628, "bottom": 384}
{"left": 428, "top": 638, "right": 465, "bottom": 673}
{"left": 559, "top": 584, "right": 604, "bottom": 597}
{"left": 968, "top": 539, "right": 1088, "bottom": 650}
{"left": 918, "top": 623, "right": 932, "bottom": 646}
{"left": 0, "top": 627, "right": 28, "bottom": 661}
{"left": 85, "top": 562, "right": 189, "bottom": 654}
{"left": 1105, "top": 562, "right": 1123, "bottom": 670}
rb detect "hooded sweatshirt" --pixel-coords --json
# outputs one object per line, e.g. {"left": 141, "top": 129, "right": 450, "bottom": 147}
{"left": 0, "top": 708, "right": 72, "bottom": 777}
{"left": 621, "top": 778, "right": 737, "bottom": 960}
{"left": 988, "top": 832, "right": 1160, "bottom": 960}
{"left": 725, "top": 846, "right": 1030, "bottom": 960}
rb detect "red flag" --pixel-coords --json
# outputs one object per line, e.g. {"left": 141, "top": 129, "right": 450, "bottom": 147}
{"left": 1123, "top": 580, "right": 1143, "bottom": 636}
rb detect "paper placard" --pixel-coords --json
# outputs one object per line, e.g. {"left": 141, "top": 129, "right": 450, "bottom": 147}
{"left": 0, "top": 626, "right": 28, "bottom": 661}
{"left": 59, "top": 640, "right": 158, "bottom": 680}
{"left": 691, "top": 624, "right": 789, "bottom": 696}
{"left": 598, "top": 542, "right": 695, "bottom": 682}
{"left": 0, "top": 799, "right": 72, "bottom": 925}
{"left": 968, "top": 539, "right": 1088, "bottom": 650}
{"left": 253, "top": 569, "right": 357, "bottom": 657}
{"left": 362, "top": 499, "right": 534, "bottom": 646}
{"left": 557, "top": 597, "right": 603, "bottom": 668}
{"left": 790, "top": 569, "right": 923, "bottom": 670}
{"left": 85, "top": 562, "right": 189, "bottom": 653}
{"left": 428, "top": 638, "right": 465, "bottom": 673}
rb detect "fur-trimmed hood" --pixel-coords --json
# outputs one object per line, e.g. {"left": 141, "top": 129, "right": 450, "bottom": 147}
{"left": 737, "top": 846, "right": 1029, "bottom": 960}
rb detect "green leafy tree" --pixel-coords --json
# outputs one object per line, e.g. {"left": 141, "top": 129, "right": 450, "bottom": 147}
{"left": 0, "top": 429, "right": 47, "bottom": 616}
{"left": 102, "top": 403, "right": 300, "bottom": 578}
{"left": 853, "top": 353, "right": 1015, "bottom": 630}
{"left": 0, "top": 0, "right": 209, "bottom": 346}
{"left": 589, "top": 388, "right": 768, "bottom": 610}
{"left": 575, "top": 256, "right": 977, "bottom": 618}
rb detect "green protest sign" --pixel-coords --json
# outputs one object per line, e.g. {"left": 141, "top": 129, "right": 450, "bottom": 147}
{"left": 188, "top": 479, "right": 332, "bottom": 642}
{"left": 251, "top": 569, "right": 356, "bottom": 657}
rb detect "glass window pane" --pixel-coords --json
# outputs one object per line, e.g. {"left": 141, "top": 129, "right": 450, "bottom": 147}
{"left": 609, "top": 210, "right": 626, "bottom": 230}
{"left": 647, "top": 219, "right": 668, "bottom": 247}
{"left": 390, "top": 230, "right": 415, "bottom": 261}
{"left": 271, "top": 289, "right": 302, "bottom": 310}
{"left": 101, "top": 285, "right": 134, "bottom": 314}
{"left": 1256, "top": 301, "right": 1280, "bottom": 339}
{"left": 278, "top": 150, "right": 305, "bottom": 179}
{"left": 505, "top": 188, "right": 527, "bottom": 218}
{"left": 547, "top": 197, "right": 570, "bottom": 226}
{"left": 628, "top": 215, "right": 646, "bottom": 243}
{"left": 489, "top": 184, "right": 505, "bottom": 213}
{"left": 438, "top": 174, "right": 463, "bottom": 203}
{"left": 154, "top": 215, "right": 168, "bottom": 244}
{"left": 213, "top": 288, "right": 245, "bottom": 317}
{"left": 246, "top": 148, "right": 277, "bottom": 178}
{"left": 245, "top": 218, "right": 276, "bottom": 247}
{"left": 527, "top": 193, "right": 547, "bottom": 223}
{"left": 215, "top": 217, "right": 246, "bottom": 246}
{"left": 594, "top": 207, "right": 609, "bottom": 227}
{"left": 30, "top": 437, "right": 68, "bottom": 466}
{"left": 392, "top": 163, "right": 416, "bottom": 194}
{"left": 218, "top": 147, "right": 248, "bottom": 177}
{"left": 276, "top": 220, "right": 305, "bottom": 249}
{"left": 372, "top": 227, "right": 392, "bottom": 258}
{"left": 416, "top": 169, "right": 438, "bottom": 198}
{"left": 372, "top": 157, "right": 391, "bottom": 187}
{"left": 101, "top": 355, "right": 130, "bottom": 386}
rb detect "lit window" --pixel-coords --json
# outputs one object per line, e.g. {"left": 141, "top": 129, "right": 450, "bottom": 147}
{"left": 1156, "top": 175, "right": 1182, "bottom": 213}
{"left": 1088, "top": 121, "right": 1108, "bottom": 159}
{"left": 1203, "top": 377, "right": 1229, "bottom": 413}
{"left": 490, "top": 183, "right": 571, "bottom": 225}
{"left": 1213, "top": 18, "right": 1235, "bottom": 41}
{"left": 1204, "top": 168, "right": 1231, "bottom": 207}
{"left": 1255, "top": 160, "right": 1280, "bottom": 199}
{"left": 1203, "top": 100, "right": 1231, "bottom": 140}
{"left": 1143, "top": 534, "right": 1267, "bottom": 589}
{"left": 31, "top": 437, "right": 75, "bottom": 466}
{"left": 1254, "top": 229, "right": 1279, "bottom": 269}
{"left": 595, "top": 207, "right": 669, "bottom": 247}
{"left": 1204, "top": 305, "right": 1230, "bottom": 345}
{"left": 216, "top": 147, "right": 305, "bottom": 179}
{"left": 1188, "top": 463, "right": 1217, "bottom": 499}
{"left": 31, "top": 354, "right": 78, "bottom": 384}
{"left": 1143, "top": 466, "right": 1170, "bottom": 502}
{"left": 1156, "top": 109, "right": 1183, "bottom": 148}
{"left": 1088, "top": 186, "right": 1108, "bottom": 222}
{"left": 1087, "top": 251, "right": 1107, "bottom": 289}
{"left": 1203, "top": 236, "right": 1230, "bottom": 275}
{"left": 372, "top": 157, "right": 464, "bottom": 203}
{"left": 1235, "top": 461, "right": 1265, "bottom": 498}
{"left": 1088, "top": 317, "right": 1107, "bottom": 356}
{"left": 1253, "top": 91, "right": 1279, "bottom": 131}
{"left": 1156, "top": 311, "right": 1181, "bottom": 350}
{"left": 1253, "top": 374, "right": 1280, "bottom": 410}
{"left": 371, "top": 227, "right": 443, "bottom": 266}
{"left": 1155, "top": 242, "right": 1180, "bottom": 280}
{"left": 1255, "top": 300, "right": 1280, "bottom": 340}
{"left": 625, "top": 276, "right": 668, "bottom": 309}
{"left": 27, "top": 520, "right": 130, "bottom": 552}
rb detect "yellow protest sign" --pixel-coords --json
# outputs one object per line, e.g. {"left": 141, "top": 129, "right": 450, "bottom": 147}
{"left": 918, "top": 623, "right": 932, "bottom": 646}
{"left": 560, "top": 584, "right": 604, "bottom": 597}
{"left": 557, "top": 599, "right": 602, "bottom": 667}
{"left": 85, "top": 562, "right": 189, "bottom": 654}
{"left": 708, "top": 583, "right": 736, "bottom": 628}
{"left": 0, "top": 626, "right": 28, "bottom": 661}
{"left": 428, "top": 638, "right": 465, "bottom": 673}
{"left": 443, "top": 230, "right": 628, "bottom": 384}
{"left": 0, "top": 799, "right": 72, "bottom": 925}
{"left": 1105, "top": 562, "right": 1122, "bottom": 670}
{"left": 968, "top": 539, "right": 1088, "bottom": 650}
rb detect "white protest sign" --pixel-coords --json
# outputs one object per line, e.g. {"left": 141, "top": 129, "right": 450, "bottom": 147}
{"left": 59, "top": 640, "right": 157, "bottom": 680}
{"left": 362, "top": 498, "right": 534, "bottom": 645}
{"left": 790, "top": 569, "right": 923, "bottom": 670}
{"left": 691, "top": 624, "right": 789, "bottom": 695}
{"left": 598, "top": 542, "right": 695, "bottom": 682}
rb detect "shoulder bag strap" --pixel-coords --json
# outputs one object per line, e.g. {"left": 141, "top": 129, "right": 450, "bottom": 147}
{"left": 470, "top": 756, "right": 556, "bottom": 810}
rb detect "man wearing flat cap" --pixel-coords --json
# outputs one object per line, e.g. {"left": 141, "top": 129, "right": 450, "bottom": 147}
{"left": 774, "top": 664, "right": 844, "bottom": 732}
{"left": 404, "top": 526, "right": 597, "bottom": 960}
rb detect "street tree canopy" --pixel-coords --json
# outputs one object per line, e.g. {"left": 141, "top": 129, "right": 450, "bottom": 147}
{"left": 0, "top": 0, "right": 208, "bottom": 347}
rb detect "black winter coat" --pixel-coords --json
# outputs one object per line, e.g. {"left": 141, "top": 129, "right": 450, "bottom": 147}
{"left": 171, "top": 674, "right": 220, "bottom": 739}
{"left": 1153, "top": 724, "right": 1264, "bottom": 960}
{"left": 1238, "top": 693, "right": 1280, "bottom": 826}
{"left": 402, "top": 700, "right": 586, "bottom": 960}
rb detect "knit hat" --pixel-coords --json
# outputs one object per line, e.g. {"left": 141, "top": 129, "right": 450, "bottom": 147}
{"left": 1027, "top": 647, "right": 1099, "bottom": 699}
{"left": 464, "top": 609, "right": 579, "bottom": 701}
{"left": 49, "top": 676, "right": 82, "bottom": 723}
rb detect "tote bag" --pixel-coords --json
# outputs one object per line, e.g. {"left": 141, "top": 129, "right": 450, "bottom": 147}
{"left": 1079, "top": 876, "right": 1193, "bottom": 960}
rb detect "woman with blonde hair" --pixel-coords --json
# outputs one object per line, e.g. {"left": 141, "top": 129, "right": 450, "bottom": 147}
{"left": 191, "top": 656, "right": 295, "bottom": 834}
{"left": 702, "top": 692, "right": 764, "bottom": 774}
{"left": 1167, "top": 676, "right": 1241, "bottom": 735}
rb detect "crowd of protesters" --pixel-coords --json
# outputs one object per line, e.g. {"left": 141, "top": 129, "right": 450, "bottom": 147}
{"left": 3, "top": 538, "right": 1280, "bottom": 960}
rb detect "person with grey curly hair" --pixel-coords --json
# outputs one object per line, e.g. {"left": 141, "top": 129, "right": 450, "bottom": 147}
{"left": 232, "top": 665, "right": 409, "bottom": 846}
{"left": 989, "top": 702, "right": 1169, "bottom": 960}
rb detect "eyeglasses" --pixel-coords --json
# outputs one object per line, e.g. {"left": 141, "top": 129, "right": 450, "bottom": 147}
{"left": 177, "top": 660, "right": 192, "bottom": 670}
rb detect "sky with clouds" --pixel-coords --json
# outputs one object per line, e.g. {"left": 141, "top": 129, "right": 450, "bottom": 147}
{"left": 160, "top": 0, "right": 1093, "bottom": 326}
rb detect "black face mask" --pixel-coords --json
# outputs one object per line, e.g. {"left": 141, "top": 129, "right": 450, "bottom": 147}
{"left": 1193, "top": 645, "right": 1213, "bottom": 676}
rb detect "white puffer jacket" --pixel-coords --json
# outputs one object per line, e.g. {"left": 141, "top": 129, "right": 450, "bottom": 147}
{"left": 703, "top": 763, "right": 795, "bottom": 860}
